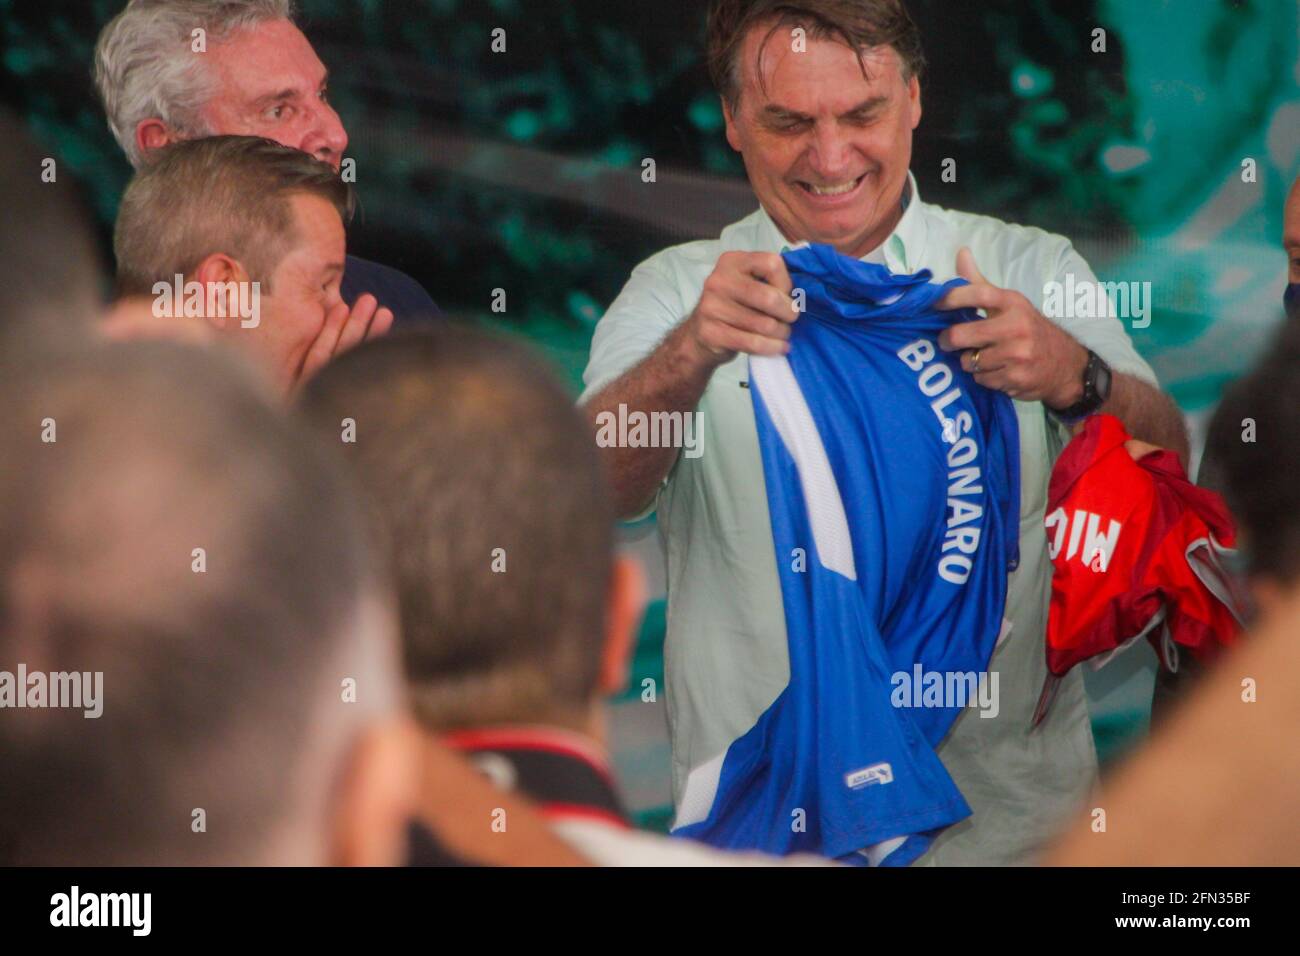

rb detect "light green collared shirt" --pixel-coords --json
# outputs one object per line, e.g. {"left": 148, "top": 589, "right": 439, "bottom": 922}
{"left": 581, "top": 173, "right": 1157, "bottom": 865}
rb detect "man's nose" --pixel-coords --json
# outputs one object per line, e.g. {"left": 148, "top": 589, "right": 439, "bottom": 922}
{"left": 806, "top": 123, "right": 855, "bottom": 179}
{"left": 303, "top": 106, "right": 349, "bottom": 168}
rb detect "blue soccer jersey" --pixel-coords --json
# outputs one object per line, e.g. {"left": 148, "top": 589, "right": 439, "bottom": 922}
{"left": 671, "top": 244, "right": 1020, "bottom": 865}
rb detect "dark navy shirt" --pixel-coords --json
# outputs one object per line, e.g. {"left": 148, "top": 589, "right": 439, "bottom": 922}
{"left": 341, "top": 254, "right": 440, "bottom": 326}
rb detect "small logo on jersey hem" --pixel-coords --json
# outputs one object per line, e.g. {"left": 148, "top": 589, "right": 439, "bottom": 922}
{"left": 845, "top": 762, "right": 894, "bottom": 789}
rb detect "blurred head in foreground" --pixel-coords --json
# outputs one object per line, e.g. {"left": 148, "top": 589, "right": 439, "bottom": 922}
{"left": 296, "top": 332, "right": 843, "bottom": 867}
{"left": 299, "top": 328, "right": 643, "bottom": 740}
{"left": 0, "top": 107, "right": 105, "bottom": 349}
{"left": 0, "top": 341, "right": 413, "bottom": 865}
{"left": 1206, "top": 317, "right": 1300, "bottom": 616}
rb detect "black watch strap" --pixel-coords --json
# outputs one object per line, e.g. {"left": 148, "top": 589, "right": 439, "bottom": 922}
{"left": 1053, "top": 349, "right": 1112, "bottom": 423}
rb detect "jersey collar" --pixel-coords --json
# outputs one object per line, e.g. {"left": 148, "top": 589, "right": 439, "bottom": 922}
{"left": 442, "top": 725, "right": 629, "bottom": 829}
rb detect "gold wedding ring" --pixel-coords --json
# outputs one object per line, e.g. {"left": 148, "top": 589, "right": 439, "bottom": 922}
{"left": 971, "top": 348, "right": 982, "bottom": 373}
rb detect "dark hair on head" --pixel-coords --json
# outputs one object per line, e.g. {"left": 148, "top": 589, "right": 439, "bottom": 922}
{"left": 299, "top": 327, "right": 616, "bottom": 731}
{"left": 1205, "top": 318, "right": 1300, "bottom": 581}
{"left": 706, "top": 0, "right": 926, "bottom": 110}
{"left": 0, "top": 106, "right": 105, "bottom": 343}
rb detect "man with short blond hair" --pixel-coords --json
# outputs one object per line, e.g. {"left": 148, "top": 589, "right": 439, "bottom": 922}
{"left": 113, "top": 135, "right": 391, "bottom": 394}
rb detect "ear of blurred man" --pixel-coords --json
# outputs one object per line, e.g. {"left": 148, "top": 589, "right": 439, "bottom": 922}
{"left": 330, "top": 713, "right": 422, "bottom": 867}
{"left": 596, "top": 555, "right": 646, "bottom": 701}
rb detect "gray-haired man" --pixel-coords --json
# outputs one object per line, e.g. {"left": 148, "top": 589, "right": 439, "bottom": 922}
{"left": 94, "top": 0, "right": 439, "bottom": 325}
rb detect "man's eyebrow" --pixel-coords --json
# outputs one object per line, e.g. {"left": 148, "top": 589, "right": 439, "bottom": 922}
{"left": 760, "top": 96, "right": 889, "bottom": 122}
{"left": 839, "top": 96, "right": 889, "bottom": 117}
{"left": 761, "top": 104, "right": 812, "bottom": 122}
{"left": 251, "top": 88, "right": 301, "bottom": 109}
{"left": 322, "top": 261, "right": 346, "bottom": 277}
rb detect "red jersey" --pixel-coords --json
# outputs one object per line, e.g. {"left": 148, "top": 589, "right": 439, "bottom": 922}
{"left": 1034, "top": 414, "right": 1243, "bottom": 724}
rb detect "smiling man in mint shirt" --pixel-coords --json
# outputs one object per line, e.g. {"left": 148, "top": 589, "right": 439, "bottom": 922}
{"left": 581, "top": 0, "right": 1189, "bottom": 865}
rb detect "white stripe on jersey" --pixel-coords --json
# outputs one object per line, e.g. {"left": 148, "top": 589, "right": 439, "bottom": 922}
{"left": 749, "top": 354, "right": 857, "bottom": 581}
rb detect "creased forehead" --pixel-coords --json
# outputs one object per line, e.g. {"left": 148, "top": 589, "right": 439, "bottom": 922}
{"left": 743, "top": 21, "right": 905, "bottom": 108}
{"left": 203, "top": 17, "right": 326, "bottom": 102}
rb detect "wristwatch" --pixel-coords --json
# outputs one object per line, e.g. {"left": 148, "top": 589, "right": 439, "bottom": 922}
{"left": 1052, "top": 349, "right": 1112, "bottom": 423}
